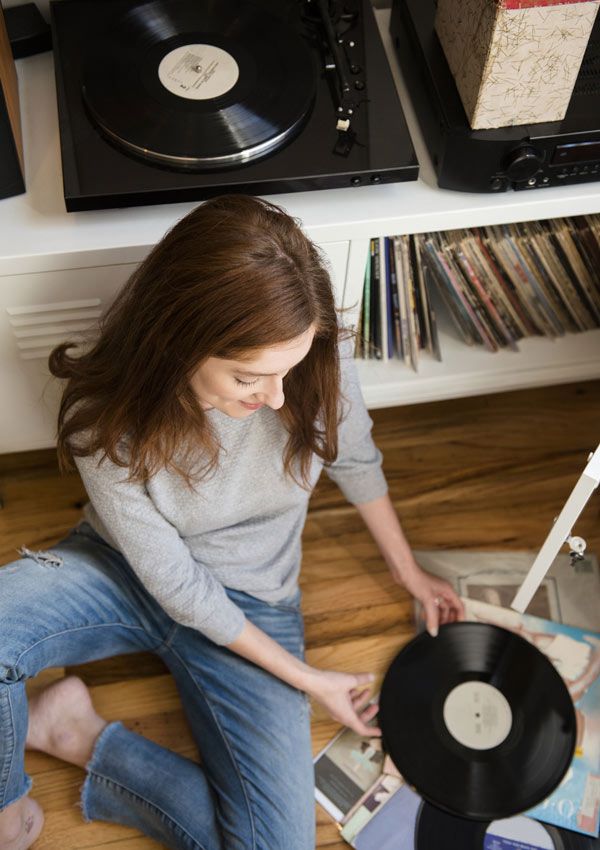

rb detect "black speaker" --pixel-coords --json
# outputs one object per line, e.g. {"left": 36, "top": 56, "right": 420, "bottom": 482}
{"left": 0, "top": 1, "right": 25, "bottom": 200}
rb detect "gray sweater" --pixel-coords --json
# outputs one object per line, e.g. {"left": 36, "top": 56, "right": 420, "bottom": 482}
{"left": 75, "top": 342, "right": 387, "bottom": 645}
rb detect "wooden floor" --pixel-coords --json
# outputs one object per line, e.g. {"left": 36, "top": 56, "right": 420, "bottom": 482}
{"left": 1, "top": 379, "right": 599, "bottom": 850}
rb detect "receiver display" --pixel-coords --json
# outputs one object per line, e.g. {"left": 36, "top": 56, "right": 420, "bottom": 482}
{"left": 552, "top": 141, "right": 600, "bottom": 165}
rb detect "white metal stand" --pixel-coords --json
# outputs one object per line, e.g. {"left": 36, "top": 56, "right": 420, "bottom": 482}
{"left": 511, "top": 445, "right": 600, "bottom": 613}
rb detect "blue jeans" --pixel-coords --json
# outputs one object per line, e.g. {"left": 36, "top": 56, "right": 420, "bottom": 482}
{"left": 0, "top": 523, "right": 315, "bottom": 850}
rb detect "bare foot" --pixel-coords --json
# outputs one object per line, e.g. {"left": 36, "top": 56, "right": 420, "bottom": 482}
{"left": 0, "top": 797, "right": 44, "bottom": 850}
{"left": 26, "top": 676, "right": 107, "bottom": 770}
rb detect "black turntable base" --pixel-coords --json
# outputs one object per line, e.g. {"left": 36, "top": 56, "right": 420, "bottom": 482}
{"left": 50, "top": 0, "right": 418, "bottom": 211}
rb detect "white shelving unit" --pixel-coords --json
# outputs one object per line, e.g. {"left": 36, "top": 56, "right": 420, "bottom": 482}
{"left": 0, "top": 8, "right": 599, "bottom": 448}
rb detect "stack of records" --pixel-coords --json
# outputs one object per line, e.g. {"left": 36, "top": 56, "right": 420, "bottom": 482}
{"left": 354, "top": 215, "right": 600, "bottom": 368}
{"left": 354, "top": 235, "right": 441, "bottom": 369}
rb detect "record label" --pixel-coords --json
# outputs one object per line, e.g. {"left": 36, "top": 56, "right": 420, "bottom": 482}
{"left": 443, "top": 681, "right": 513, "bottom": 750}
{"left": 484, "top": 816, "right": 556, "bottom": 850}
{"left": 158, "top": 45, "right": 239, "bottom": 100}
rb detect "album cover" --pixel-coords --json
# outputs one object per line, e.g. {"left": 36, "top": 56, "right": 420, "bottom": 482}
{"left": 341, "top": 783, "right": 421, "bottom": 849}
{"left": 402, "top": 236, "right": 420, "bottom": 371}
{"left": 421, "top": 238, "right": 478, "bottom": 345}
{"left": 314, "top": 722, "right": 385, "bottom": 823}
{"left": 393, "top": 236, "right": 412, "bottom": 365}
{"left": 453, "top": 231, "right": 518, "bottom": 350}
{"left": 384, "top": 237, "right": 395, "bottom": 360}
{"left": 413, "top": 236, "right": 441, "bottom": 361}
{"left": 531, "top": 222, "right": 591, "bottom": 331}
{"left": 463, "top": 598, "right": 600, "bottom": 837}
{"left": 314, "top": 722, "right": 413, "bottom": 849}
{"left": 387, "top": 237, "right": 403, "bottom": 360}
{"left": 371, "top": 239, "right": 382, "bottom": 360}
{"left": 469, "top": 232, "right": 528, "bottom": 340}
{"left": 378, "top": 236, "right": 390, "bottom": 362}
{"left": 413, "top": 549, "right": 600, "bottom": 632}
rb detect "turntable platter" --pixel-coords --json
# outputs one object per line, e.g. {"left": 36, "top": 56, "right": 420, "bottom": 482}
{"left": 82, "top": 0, "right": 318, "bottom": 170}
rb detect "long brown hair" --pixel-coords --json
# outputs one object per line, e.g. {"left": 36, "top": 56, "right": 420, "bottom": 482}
{"left": 50, "top": 195, "right": 341, "bottom": 487}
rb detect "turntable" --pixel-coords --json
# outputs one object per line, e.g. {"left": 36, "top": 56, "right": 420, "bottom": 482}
{"left": 49, "top": 0, "right": 419, "bottom": 211}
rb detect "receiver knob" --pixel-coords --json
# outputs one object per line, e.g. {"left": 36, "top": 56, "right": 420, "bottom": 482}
{"left": 503, "top": 146, "right": 544, "bottom": 182}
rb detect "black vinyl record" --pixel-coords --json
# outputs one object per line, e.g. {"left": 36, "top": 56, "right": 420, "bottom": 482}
{"left": 81, "top": 0, "right": 317, "bottom": 169}
{"left": 379, "top": 622, "right": 576, "bottom": 820}
{"left": 416, "top": 801, "right": 600, "bottom": 850}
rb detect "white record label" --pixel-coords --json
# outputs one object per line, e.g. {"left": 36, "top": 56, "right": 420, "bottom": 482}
{"left": 484, "top": 815, "right": 555, "bottom": 849}
{"left": 443, "top": 681, "right": 512, "bottom": 750}
{"left": 158, "top": 45, "right": 239, "bottom": 100}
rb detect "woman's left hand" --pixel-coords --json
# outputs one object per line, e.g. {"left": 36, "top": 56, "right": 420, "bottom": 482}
{"left": 392, "top": 564, "right": 464, "bottom": 637}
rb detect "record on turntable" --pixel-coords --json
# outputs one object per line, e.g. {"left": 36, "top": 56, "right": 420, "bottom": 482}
{"left": 81, "top": 0, "right": 318, "bottom": 169}
{"left": 416, "top": 801, "right": 600, "bottom": 850}
{"left": 379, "top": 622, "right": 576, "bottom": 821}
{"left": 50, "top": 0, "right": 419, "bottom": 209}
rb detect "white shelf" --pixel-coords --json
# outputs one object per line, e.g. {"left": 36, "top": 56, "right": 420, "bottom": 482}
{"left": 357, "top": 325, "right": 600, "bottom": 408}
{"left": 2, "top": 9, "right": 600, "bottom": 274}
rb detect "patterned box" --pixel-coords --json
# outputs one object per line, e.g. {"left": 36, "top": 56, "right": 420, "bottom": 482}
{"left": 435, "top": 0, "right": 600, "bottom": 129}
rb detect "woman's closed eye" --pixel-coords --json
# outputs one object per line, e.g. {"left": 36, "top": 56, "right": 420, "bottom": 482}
{"left": 235, "top": 377, "right": 259, "bottom": 387}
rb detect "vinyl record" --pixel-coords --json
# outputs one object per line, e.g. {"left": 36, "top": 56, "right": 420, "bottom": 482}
{"left": 81, "top": 0, "right": 317, "bottom": 169}
{"left": 379, "top": 622, "right": 576, "bottom": 820}
{"left": 416, "top": 801, "right": 600, "bottom": 850}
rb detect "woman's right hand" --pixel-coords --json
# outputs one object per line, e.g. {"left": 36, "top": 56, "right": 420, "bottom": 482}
{"left": 302, "top": 668, "right": 381, "bottom": 737}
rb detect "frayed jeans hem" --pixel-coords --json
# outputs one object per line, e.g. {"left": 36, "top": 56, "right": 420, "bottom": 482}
{"left": 80, "top": 720, "right": 122, "bottom": 823}
{"left": 0, "top": 776, "right": 32, "bottom": 813}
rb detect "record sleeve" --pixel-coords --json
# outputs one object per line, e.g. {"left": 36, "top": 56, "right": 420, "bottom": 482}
{"left": 393, "top": 236, "right": 412, "bottom": 364}
{"left": 362, "top": 242, "right": 372, "bottom": 358}
{"left": 516, "top": 227, "right": 576, "bottom": 334}
{"left": 464, "top": 232, "right": 524, "bottom": 342}
{"left": 477, "top": 232, "right": 539, "bottom": 336}
{"left": 402, "top": 235, "right": 420, "bottom": 370}
{"left": 529, "top": 223, "right": 591, "bottom": 331}
{"left": 387, "top": 237, "right": 403, "bottom": 359}
{"left": 454, "top": 230, "right": 518, "bottom": 350}
{"left": 422, "top": 239, "right": 477, "bottom": 345}
{"left": 508, "top": 223, "right": 565, "bottom": 336}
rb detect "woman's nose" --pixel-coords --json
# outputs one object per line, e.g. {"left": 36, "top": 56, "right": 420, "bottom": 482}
{"left": 256, "top": 376, "right": 285, "bottom": 410}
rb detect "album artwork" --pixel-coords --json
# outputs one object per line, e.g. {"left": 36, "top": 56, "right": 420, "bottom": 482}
{"left": 463, "top": 598, "right": 600, "bottom": 837}
{"left": 414, "top": 549, "right": 600, "bottom": 632}
{"left": 314, "top": 722, "right": 387, "bottom": 823}
{"left": 342, "top": 783, "right": 421, "bottom": 849}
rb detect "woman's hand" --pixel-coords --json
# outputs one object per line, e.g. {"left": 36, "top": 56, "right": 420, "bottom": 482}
{"left": 394, "top": 564, "right": 464, "bottom": 637}
{"left": 302, "top": 669, "right": 381, "bottom": 736}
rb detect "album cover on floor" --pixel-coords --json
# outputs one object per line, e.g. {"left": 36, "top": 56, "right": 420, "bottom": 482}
{"left": 413, "top": 549, "right": 600, "bottom": 631}
{"left": 461, "top": 599, "right": 600, "bottom": 837}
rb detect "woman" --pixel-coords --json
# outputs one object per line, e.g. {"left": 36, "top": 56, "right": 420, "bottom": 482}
{"left": 0, "top": 196, "right": 462, "bottom": 850}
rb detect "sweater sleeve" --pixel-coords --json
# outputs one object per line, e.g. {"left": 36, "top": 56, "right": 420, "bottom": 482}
{"left": 74, "top": 451, "right": 246, "bottom": 646}
{"left": 324, "top": 335, "right": 388, "bottom": 505}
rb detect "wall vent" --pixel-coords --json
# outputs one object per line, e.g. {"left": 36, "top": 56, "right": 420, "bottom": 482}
{"left": 7, "top": 298, "right": 103, "bottom": 360}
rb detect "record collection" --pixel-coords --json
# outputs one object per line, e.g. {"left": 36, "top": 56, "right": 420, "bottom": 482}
{"left": 49, "top": 0, "right": 418, "bottom": 211}
{"left": 354, "top": 215, "right": 600, "bottom": 367}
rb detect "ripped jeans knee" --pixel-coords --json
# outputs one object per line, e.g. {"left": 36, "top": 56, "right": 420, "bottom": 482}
{"left": 16, "top": 547, "right": 63, "bottom": 568}
{"left": 0, "top": 665, "right": 25, "bottom": 685}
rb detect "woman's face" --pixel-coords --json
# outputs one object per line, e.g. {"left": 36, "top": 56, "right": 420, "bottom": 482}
{"left": 190, "top": 326, "right": 316, "bottom": 419}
